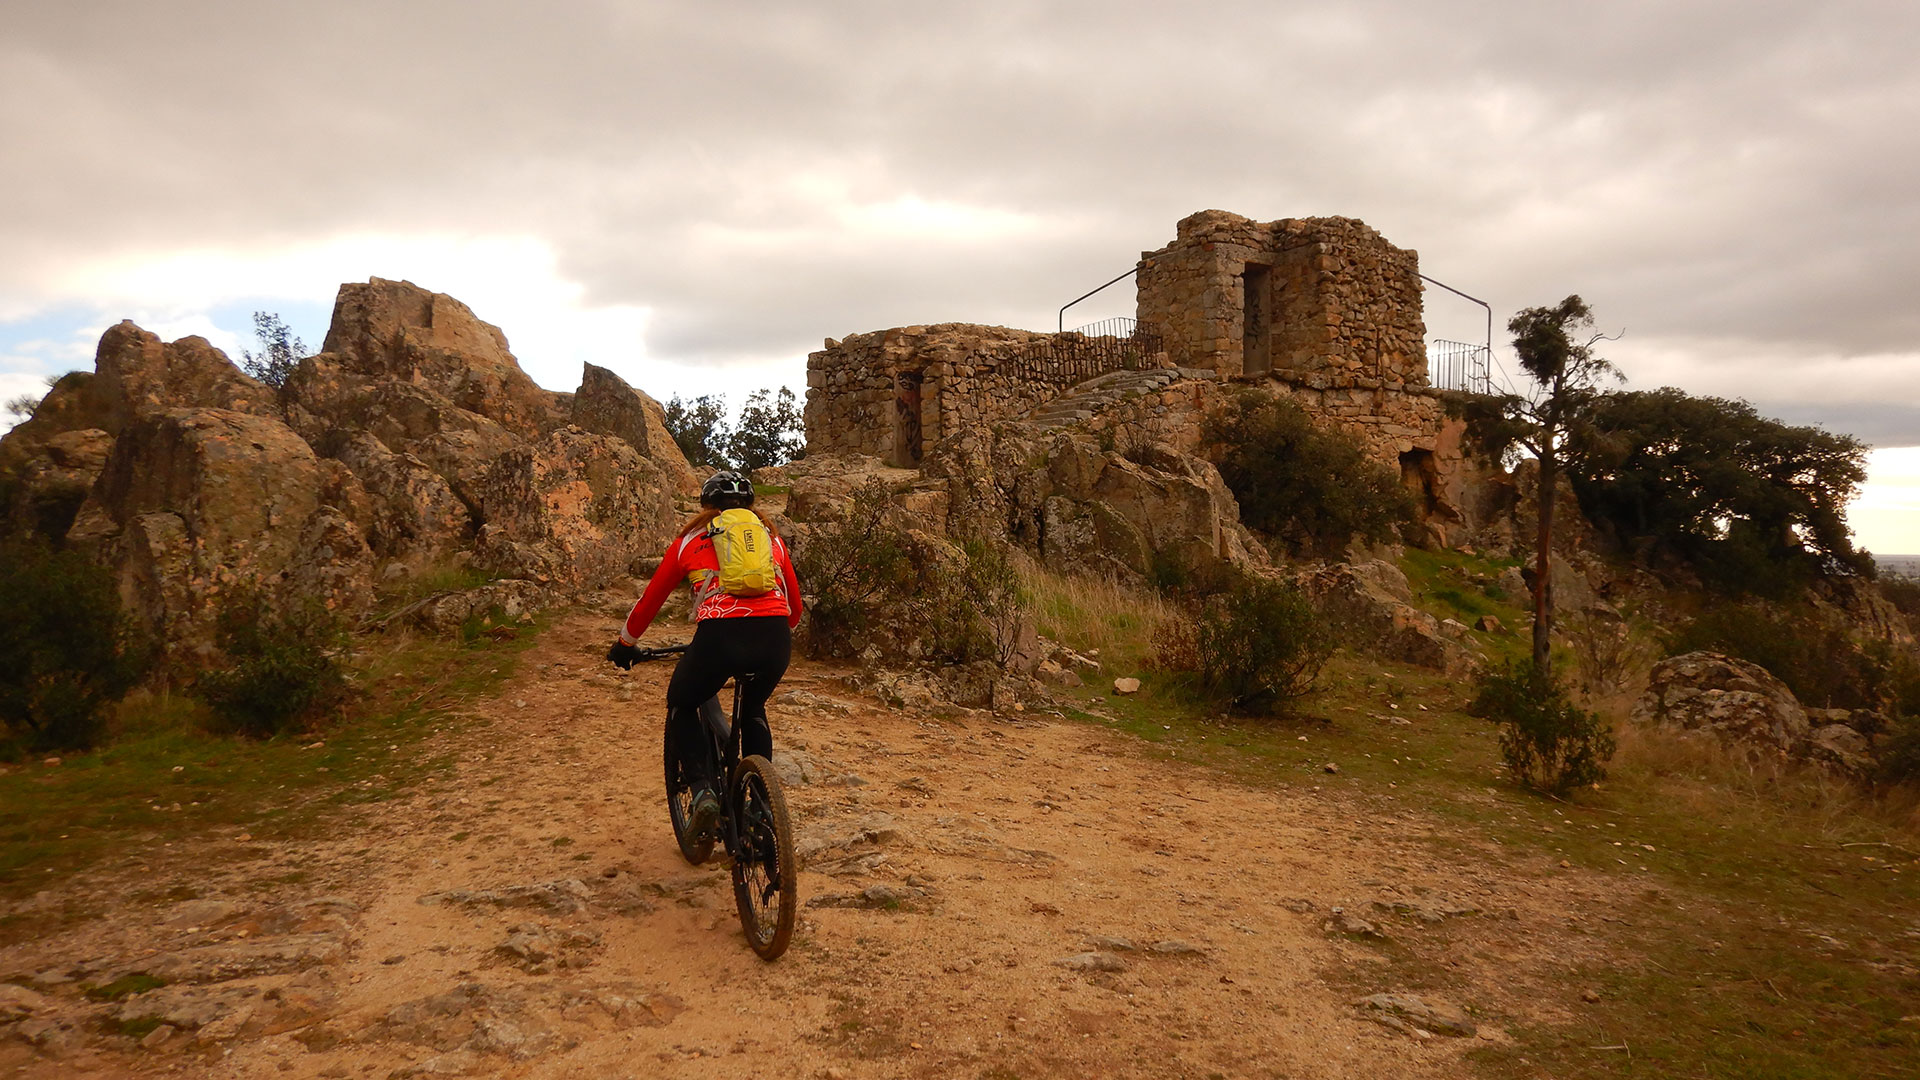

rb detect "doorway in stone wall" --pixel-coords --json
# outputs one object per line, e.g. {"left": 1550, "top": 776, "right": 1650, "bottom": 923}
{"left": 893, "top": 371, "right": 924, "bottom": 467}
{"left": 1243, "top": 263, "right": 1272, "bottom": 376}
{"left": 1400, "top": 448, "right": 1440, "bottom": 516}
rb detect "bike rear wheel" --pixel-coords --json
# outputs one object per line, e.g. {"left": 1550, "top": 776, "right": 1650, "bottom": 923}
{"left": 663, "top": 712, "right": 716, "bottom": 866}
{"left": 729, "top": 755, "right": 797, "bottom": 960}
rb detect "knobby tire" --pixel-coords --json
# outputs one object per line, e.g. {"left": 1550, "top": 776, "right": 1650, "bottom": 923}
{"left": 730, "top": 755, "right": 797, "bottom": 960}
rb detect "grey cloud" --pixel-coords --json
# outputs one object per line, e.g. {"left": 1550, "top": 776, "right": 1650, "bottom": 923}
{"left": 3, "top": 0, "right": 1919, "bottom": 437}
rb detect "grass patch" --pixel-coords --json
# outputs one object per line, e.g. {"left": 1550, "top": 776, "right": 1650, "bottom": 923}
{"left": 368, "top": 560, "right": 504, "bottom": 623}
{"left": 1041, "top": 646, "right": 1920, "bottom": 1080}
{"left": 0, "top": 615, "right": 547, "bottom": 941}
{"left": 1401, "top": 547, "right": 1525, "bottom": 621}
{"left": 113, "top": 1015, "right": 165, "bottom": 1039}
{"left": 1017, "top": 558, "right": 1173, "bottom": 679}
{"left": 84, "top": 973, "right": 166, "bottom": 1001}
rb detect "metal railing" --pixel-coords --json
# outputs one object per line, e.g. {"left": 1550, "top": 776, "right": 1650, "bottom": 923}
{"left": 1002, "top": 318, "right": 1164, "bottom": 386}
{"left": 1428, "top": 339, "right": 1494, "bottom": 395}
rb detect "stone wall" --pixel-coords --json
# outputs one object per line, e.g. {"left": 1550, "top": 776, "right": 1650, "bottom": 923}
{"left": 1136, "top": 211, "right": 1427, "bottom": 385}
{"left": 804, "top": 324, "right": 1162, "bottom": 467}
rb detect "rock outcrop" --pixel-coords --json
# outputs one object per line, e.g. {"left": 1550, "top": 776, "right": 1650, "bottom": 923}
{"left": 63, "top": 408, "right": 365, "bottom": 663}
{"left": 1633, "top": 651, "right": 1811, "bottom": 754}
{"left": 1633, "top": 651, "right": 1882, "bottom": 775}
{"left": 569, "top": 363, "right": 700, "bottom": 497}
{"left": 1300, "top": 560, "right": 1481, "bottom": 674}
{"left": 473, "top": 428, "right": 679, "bottom": 590}
{"left": 920, "top": 407, "right": 1267, "bottom": 580}
{"left": 0, "top": 278, "right": 697, "bottom": 670}
{"left": 313, "top": 277, "right": 562, "bottom": 441}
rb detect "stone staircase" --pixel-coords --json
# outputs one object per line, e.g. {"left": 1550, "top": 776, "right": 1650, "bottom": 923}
{"left": 1019, "top": 366, "right": 1218, "bottom": 432}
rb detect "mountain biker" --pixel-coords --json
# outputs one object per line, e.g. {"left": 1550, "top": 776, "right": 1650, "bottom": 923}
{"left": 605, "top": 470, "right": 803, "bottom": 835}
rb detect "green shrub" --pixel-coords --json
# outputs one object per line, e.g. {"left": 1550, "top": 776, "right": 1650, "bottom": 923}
{"left": 1204, "top": 389, "right": 1414, "bottom": 556}
{"left": 1470, "top": 661, "right": 1616, "bottom": 794}
{"left": 916, "top": 536, "right": 1024, "bottom": 666}
{"left": 195, "top": 587, "right": 351, "bottom": 739}
{"left": 1882, "top": 576, "right": 1920, "bottom": 622}
{"left": 793, "top": 480, "right": 918, "bottom": 660}
{"left": 1155, "top": 569, "right": 1333, "bottom": 714}
{"left": 1671, "top": 601, "right": 1886, "bottom": 711}
{"left": 793, "top": 480, "right": 1023, "bottom": 666}
{"left": 1876, "top": 713, "right": 1920, "bottom": 786}
{"left": 0, "top": 538, "right": 147, "bottom": 752}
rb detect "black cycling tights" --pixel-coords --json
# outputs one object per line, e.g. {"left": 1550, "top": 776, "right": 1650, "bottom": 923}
{"left": 667, "top": 615, "right": 791, "bottom": 780}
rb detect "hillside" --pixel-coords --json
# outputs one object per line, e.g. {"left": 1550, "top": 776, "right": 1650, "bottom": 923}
{"left": 4, "top": 586, "right": 1918, "bottom": 1078}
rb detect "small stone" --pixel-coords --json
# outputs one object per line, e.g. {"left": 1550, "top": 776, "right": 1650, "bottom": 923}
{"left": 381, "top": 954, "right": 406, "bottom": 965}
{"left": 141, "top": 1023, "right": 177, "bottom": 1048}
{"left": 1054, "top": 951, "right": 1127, "bottom": 972}
{"left": 1328, "top": 908, "right": 1385, "bottom": 938}
{"left": 1581, "top": 989, "right": 1601, "bottom": 1003}
{"left": 1147, "top": 939, "right": 1205, "bottom": 956}
{"left": 1112, "top": 677, "right": 1141, "bottom": 695}
{"left": 1083, "top": 935, "right": 1136, "bottom": 952}
{"left": 1355, "top": 993, "right": 1475, "bottom": 1037}
{"left": 1323, "top": 762, "right": 1340, "bottom": 774}
{"left": 42, "top": 757, "right": 61, "bottom": 767}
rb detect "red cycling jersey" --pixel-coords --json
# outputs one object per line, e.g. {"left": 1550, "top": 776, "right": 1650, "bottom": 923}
{"left": 619, "top": 525, "right": 803, "bottom": 645}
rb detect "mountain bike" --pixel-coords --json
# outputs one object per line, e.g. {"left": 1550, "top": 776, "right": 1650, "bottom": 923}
{"left": 630, "top": 644, "right": 798, "bottom": 961}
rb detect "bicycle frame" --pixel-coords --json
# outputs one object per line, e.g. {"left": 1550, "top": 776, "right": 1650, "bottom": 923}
{"left": 636, "top": 643, "right": 748, "bottom": 855}
{"left": 692, "top": 682, "right": 748, "bottom": 859}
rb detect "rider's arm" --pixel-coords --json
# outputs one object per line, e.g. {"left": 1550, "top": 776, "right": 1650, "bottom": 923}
{"left": 620, "top": 538, "right": 688, "bottom": 645}
{"left": 776, "top": 537, "right": 804, "bottom": 629}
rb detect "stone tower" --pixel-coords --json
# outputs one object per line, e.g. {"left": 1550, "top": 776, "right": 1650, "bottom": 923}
{"left": 1135, "top": 211, "right": 1428, "bottom": 386}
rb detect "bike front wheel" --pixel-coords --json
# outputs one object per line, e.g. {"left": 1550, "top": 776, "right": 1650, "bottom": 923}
{"left": 729, "top": 754, "right": 797, "bottom": 960}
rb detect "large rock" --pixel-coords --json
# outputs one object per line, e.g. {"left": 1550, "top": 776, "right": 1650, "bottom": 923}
{"left": 473, "top": 428, "right": 679, "bottom": 591}
{"left": 570, "top": 363, "right": 700, "bottom": 496}
{"left": 926, "top": 426, "right": 1265, "bottom": 579}
{"left": 286, "top": 362, "right": 520, "bottom": 505}
{"left": 1632, "top": 651, "right": 1811, "bottom": 755}
{"left": 0, "top": 325, "right": 277, "bottom": 539}
{"left": 1301, "top": 560, "right": 1479, "bottom": 674}
{"left": 331, "top": 432, "right": 476, "bottom": 568}
{"left": 317, "top": 278, "right": 564, "bottom": 440}
{"left": 2, "top": 427, "right": 113, "bottom": 539}
{"left": 1814, "top": 575, "right": 1915, "bottom": 648}
{"left": 65, "top": 408, "right": 372, "bottom": 662}
{"left": 90, "top": 322, "right": 279, "bottom": 433}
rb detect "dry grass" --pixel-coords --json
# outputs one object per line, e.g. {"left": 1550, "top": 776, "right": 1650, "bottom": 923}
{"left": 1609, "top": 711, "right": 1920, "bottom": 838}
{"left": 1015, "top": 556, "right": 1174, "bottom": 675}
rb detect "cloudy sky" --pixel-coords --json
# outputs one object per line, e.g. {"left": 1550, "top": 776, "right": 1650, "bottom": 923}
{"left": 2, "top": 1, "right": 1916, "bottom": 551}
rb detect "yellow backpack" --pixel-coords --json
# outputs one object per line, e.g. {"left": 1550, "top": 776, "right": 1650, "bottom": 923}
{"left": 709, "top": 508, "right": 779, "bottom": 597}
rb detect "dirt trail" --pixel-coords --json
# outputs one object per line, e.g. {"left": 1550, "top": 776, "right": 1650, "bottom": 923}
{"left": 1, "top": 613, "right": 1611, "bottom": 1079}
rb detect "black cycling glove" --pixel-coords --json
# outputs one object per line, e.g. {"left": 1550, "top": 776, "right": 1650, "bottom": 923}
{"left": 606, "top": 641, "right": 642, "bottom": 670}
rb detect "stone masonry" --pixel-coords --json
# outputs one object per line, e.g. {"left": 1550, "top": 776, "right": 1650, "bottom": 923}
{"left": 804, "top": 324, "right": 1164, "bottom": 468}
{"left": 802, "top": 210, "right": 1481, "bottom": 543}
{"left": 1136, "top": 210, "right": 1427, "bottom": 383}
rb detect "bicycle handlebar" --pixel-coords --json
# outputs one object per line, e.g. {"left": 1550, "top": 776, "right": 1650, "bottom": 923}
{"left": 632, "top": 643, "right": 690, "bottom": 662}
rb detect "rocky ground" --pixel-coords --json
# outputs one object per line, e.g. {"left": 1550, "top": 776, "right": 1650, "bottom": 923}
{"left": 0, "top": 614, "right": 1635, "bottom": 1080}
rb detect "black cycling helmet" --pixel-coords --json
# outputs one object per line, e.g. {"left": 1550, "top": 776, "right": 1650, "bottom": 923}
{"left": 700, "top": 470, "right": 754, "bottom": 509}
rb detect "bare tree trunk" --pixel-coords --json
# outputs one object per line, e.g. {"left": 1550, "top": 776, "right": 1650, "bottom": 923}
{"left": 1532, "top": 451, "right": 1556, "bottom": 679}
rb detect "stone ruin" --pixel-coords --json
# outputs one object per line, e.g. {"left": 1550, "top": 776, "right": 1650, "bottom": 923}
{"left": 799, "top": 209, "right": 1483, "bottom": 556}
{"left": 0, "top": 210, "right": 1495, "bottom": 675}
